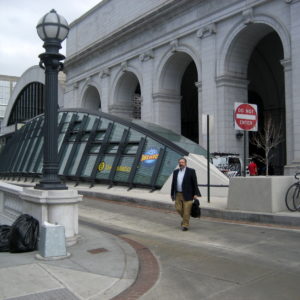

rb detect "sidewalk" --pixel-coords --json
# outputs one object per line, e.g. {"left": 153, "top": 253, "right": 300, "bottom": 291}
{"left": 72, "top": 183, "right": 300, "bottom": 227}
{"left": 0, "top": 223, "right": 139, "bottom": 300}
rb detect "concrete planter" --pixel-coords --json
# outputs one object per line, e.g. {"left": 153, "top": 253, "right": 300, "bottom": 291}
{"left": 227, "top": 176, "right": 295, "bottom": 213}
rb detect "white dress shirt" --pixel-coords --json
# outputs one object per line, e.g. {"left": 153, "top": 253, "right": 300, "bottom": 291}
{"left": 176, "top": 167, "right": 186, "bottom": 192}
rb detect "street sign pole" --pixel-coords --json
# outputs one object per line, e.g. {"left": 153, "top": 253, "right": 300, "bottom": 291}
{"left": 207, "top": 114, "right": 210, "bottom": 203}
{"left": 234, "top": 103, "right": 258, "bottom": 176}
{"left": 243, "top": 130, "right": 246, "bottom": 177}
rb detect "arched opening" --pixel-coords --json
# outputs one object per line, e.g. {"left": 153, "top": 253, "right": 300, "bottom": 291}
{"left": 247, "top": 31, "right": 285, "bottom": 175}
{"left": 158, "top": 52, "right": 199, "bottom": 143}
{"left": 113, "top": 72, "right": 141, "bottom": 119}
{"left": 83, "top": 86, "right": 101, "bottom": 111}
{"left": 223, "top": 23, "right": 286, "bottom": 174}
{"left": 181, "top": 61, "right": 198, "bottom": 143}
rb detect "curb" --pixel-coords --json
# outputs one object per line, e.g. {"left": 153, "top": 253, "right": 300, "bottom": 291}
{"left": 78, "top": 189, "right": 300, "bottom": 228}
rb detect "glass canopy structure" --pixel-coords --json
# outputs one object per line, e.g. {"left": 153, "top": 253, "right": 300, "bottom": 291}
{"left": 0, "top": 109, "right": 206, "bottom": 190}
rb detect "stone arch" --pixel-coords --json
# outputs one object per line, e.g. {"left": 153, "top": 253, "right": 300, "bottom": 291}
{"left": 154, "top": 49, "right": 200, "bottom": 141}
{"left": 82, "top": 85, "right": 101, "bottom": 111}
{"left": 218, "top": 16, "right": 291, "bottom": 76}
{"left": 217, "top": 17, "right": 289, "bottom": 174}
{"left": 155, "top": 45, "right": 201, "bottom": 93}
{"left": 110, "top": 68, "right": 142, "bottom": 119}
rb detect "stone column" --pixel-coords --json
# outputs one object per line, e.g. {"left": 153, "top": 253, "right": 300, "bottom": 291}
{"left": 281, "top": 59, "right": 293, "bottom": 169}
{"left": 197, "top": 23, "right": 217, "bottom": 150}
{"left": 99, "top": 68, "right": 111, "bottom": 113}
{"left": 284, "top": 0, "right": 300, "bottom": 173}
{"left": 215, "top": 75, "right": 249, "bottom": 155}
{"left": 139, "top": 50, "right": 154, "bottom": 122}
{"left": 152, "top": 92, "right": 181, "bottom": 133}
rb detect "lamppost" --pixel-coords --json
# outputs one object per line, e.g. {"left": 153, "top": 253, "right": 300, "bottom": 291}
{"left": 35, "top": 9, "right": 69, "bottom": 190}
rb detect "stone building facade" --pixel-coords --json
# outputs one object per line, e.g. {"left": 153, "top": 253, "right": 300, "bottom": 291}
{"left": 63, "top": 0, "right": 300, "bottom": 174}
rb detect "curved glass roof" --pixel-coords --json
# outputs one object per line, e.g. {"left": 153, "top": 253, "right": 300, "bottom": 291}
{"left": 0, "top": 109, "right": 206, "bottom": 190}
{"left": 132, "top": 119, "right": 206, "bottom": 156}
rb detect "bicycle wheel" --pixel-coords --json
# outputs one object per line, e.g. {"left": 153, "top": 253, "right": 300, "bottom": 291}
{"left": 285, "top": 183, "right": 299, "bottom": 211}
{"left": 293, "top": 184, "right": 300, "bottom": 211}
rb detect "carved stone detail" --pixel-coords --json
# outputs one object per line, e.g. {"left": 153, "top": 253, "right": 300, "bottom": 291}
{"left": 121, "top": 61, "right": 128, "bottom": 72}
{"left": 170, "top": 40, "right": 179, "bottom": 53}
{"left": 242, "top": 8, "right": 254, "bottom": 25}
{"left": 139, "top": 50, "right": 154, "bottom": 62}
{"left": 196, "top": 23, "right": 216, "bottom": 39}
{"left": 100, "top": 68, "right": 111, "bottom": 78}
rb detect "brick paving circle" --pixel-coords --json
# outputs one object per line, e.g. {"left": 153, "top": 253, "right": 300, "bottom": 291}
{"left": 111, "top": 236, "right": 160, "bottom": 300}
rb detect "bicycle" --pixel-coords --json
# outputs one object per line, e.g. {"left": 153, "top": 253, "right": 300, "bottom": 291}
{"left": 285, "top": 173, "right": 300, "bottom": 211}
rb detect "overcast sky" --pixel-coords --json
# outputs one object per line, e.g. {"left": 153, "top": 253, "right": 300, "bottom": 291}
{"left": 0, "top": 0, "right": 101, "bottom": 77}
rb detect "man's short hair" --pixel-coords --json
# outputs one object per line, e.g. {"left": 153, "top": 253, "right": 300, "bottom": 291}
{"left": 178, "top": 157, "right": 187, "bottom": 163}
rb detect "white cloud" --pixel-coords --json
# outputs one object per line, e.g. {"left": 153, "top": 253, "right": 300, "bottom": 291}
{"left": 0, "top": 0, "right": 101, "bottom": 76}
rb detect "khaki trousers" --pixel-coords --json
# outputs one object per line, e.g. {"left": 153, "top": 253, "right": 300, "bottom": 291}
{"left": 175, "top": 192, "right": 193, "bottom": 228}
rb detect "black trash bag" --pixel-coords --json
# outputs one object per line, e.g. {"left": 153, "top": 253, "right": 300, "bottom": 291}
{"left": 9, "top": 214, "right": 39, "bottom": 253}
{"left": 0, "top": 225, "right": 12, "bottom": 252}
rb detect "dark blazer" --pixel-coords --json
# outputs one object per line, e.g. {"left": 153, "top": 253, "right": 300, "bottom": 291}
{"left": 171, "top": 167, "right": 201, "bottom": 201}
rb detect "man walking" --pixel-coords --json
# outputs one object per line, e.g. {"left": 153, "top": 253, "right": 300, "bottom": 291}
{"left": 171, "top": 158, "right": 201, "bottom": 231}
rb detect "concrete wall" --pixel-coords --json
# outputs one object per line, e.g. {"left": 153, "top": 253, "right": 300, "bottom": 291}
{"left": 228, "top": 176, "right": 295, "bottom": 213}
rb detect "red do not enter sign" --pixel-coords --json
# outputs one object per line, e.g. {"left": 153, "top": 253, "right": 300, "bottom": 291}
{"left": 234, "top": 103, "right": 258, "bottom": 131}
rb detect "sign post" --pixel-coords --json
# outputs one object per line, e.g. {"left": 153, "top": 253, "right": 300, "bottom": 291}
{"left": 234, "top": 103, "right": 258, "bottom": 176}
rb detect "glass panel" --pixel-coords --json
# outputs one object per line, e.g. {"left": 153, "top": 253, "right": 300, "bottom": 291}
{"left": 82, "top": 155, "right": 97, "bottom": 177}
{"left": 68, "top": 143, "right": 87, "bottom": 176}
{"left": 98, "top": 118, "right": 111, "bottom": 130}
{"left": 59, "top": 143, "right": 73, "bottom": 174}
{"left": 16, "top": 138, "right": 31, "bottom": 172}
{"left": 114, "top": 156, "right": 134, "bottom": 182}
{"left": 37, "top": 157, "right": 43, "bottom": 174}
{"left": 58, "top": 133, "right": 65, "bottom": 151}
{"left": 95, "top": 155, "right": 114, "bottom": 180}
{"left": 128, "top": 128, "right": 144, "bottom": 142}
{"left": 90, "top": 145, "right": 101, "bottom": 154}
{"left": 133, "top": 138, "right": 163, "bottom": 185}
{"left": 124, "top": 144, "right": 139, "bottom": 155}
{"left": 23, "top": 137, "right": 38, "bottom": 171}
{"left": 81, "top": 133, "right": 90, "bottom": 142}
{"left": 95, "top": 132, "right": 105, "bottom": 141}
{"left": 69, "top": 134, "right": 77, "bottom": 142}
{"left": 155, "top": 148, "right": 181, "bottom": 187}
{"left": 85, "top": 115, "right": 97, "bottom": 131}
{"left": 61, "top": 123, "right": 69, "bottom": 132}
{"left": 106, "top": 144, "right": 119, "bottom": 154}
{"left": 109, "top": 123, "right": 127, "bottom": 141}
{"left": 29, "top": 138, "right": 43, "bottom": 172}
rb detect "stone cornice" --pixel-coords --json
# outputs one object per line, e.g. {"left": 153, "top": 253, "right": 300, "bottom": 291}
{"left": 284, "top": 0, "right": 300, "bottom": 3}
{"left": 65, "top": 0, "right": 191, "bottom": 67}
{"left": 64, "top": 0, "right": 270, "bottom": 73}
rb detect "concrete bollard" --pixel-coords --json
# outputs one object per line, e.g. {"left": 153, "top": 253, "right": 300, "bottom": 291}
{"left": 36, "top": 221, "right": 70, "bottom": 260}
